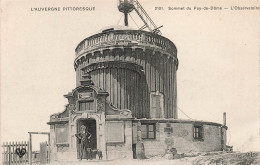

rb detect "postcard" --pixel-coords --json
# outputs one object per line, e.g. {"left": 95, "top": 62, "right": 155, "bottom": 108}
{"left": 1, "top": 0, "right": 259, "bottom": 164}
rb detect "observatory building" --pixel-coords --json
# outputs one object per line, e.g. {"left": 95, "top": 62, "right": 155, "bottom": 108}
{"left": 47, "top": 0, "right": 228, "bottom": 161}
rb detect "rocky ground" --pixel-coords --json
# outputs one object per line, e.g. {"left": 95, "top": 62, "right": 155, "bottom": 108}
{"left": 49, "top": 152, "right": 260, "bottom": 165}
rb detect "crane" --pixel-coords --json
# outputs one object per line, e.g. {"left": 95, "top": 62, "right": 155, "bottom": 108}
{"left": 118, "top": 0, "right": 162, "bottom": 35}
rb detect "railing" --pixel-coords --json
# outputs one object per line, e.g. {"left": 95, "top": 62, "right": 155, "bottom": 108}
{"left": 2, "top": 141, "right": 29, "bottom": 165}
{"left": 75, "top": 30, "right": 177, "bottom": 57}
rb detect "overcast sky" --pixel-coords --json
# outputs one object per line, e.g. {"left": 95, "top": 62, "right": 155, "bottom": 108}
{"left": 1, "top": 0, "right": 259, "bottom": 151}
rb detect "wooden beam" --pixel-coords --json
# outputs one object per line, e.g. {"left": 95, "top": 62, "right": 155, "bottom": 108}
{"left": 29, "top": 134, "right": 32, "bottom": 165}
{"left": 28, "top": 132, "right": 50, "bottom": 135}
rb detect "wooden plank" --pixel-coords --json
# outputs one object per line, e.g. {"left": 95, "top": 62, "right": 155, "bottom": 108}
{"left": 135, "top": 73, "right": 140, "bottom": 118}
{"left": 21, "top": 141, "right": 23, "bottom": 165}
{"left": 109, "top": 68, "right": 112, "bottom": 103}
{"left": 140, "top": 52, "right": 147, "bottom": 118}
{"left": 5, "top": 142, "right": 7, "bottom": 164}
{"left": 169, "top": 61, "right": 172, "bottom": 118}
{"left": 130, "top": 71, "right": 134, "bottom": 115}
{"left": 22, "top": 141, "right": 25, "bottom": 164}
{"left": 97, "top": 68, "right": 100, "bottom": 88}
{"left": 105, "top": 68, "right": 111, "bottom": 103}
{"left": 125, "top": 69, "right": 129, "bottom": 109}
{"left": 159, "top": 56, "right": 164, "bottom": 95}
{"left": 150, "top": 56, "right": 156, "bottom": 92}
{"left": 15, "top": 141, "right": 17, "bottom": 164}
{"left": 165, "top": 61, "right": 169, "bottom": 118}
{"left": 101, "top": 69, "right": 105, "bottom": 90}
{"left": 127, "top": 70, "right": 131, "bottom": 111}
{"left": 112, "top": 68, "right": 117, "bottom": 107}
{"left": 20, "top": 141, "right": 22, "bottom": 165}
{"left": 2, "top": 142, "right": 5, "bottom": 164}
{"left": 117, "top": 68, "right": 121, "bottom": 109}
{"left": 27, "top": 132, "right": 50, "bottom": 135}
{"left": 10, "top": 142, "right": 12, "bottom": 165}
{"left": 171, "top": 62, "right": 175, "bottom": 118}
{"left": 24, "top": 141, "right": 26, "bottom": 164}
{"left": 124, "top": 68, "right": 128, "bottom": 110}
{"left": 133, "top": 71, "right": 137, "bottom": 117}
{"left": 8, "top": 142, "right": 10, "bottom": 165}
{"left": 7, "top": 142, "right": 9, "bottom": 165}
{"left": 115, "top": 68, "right": 119, "bottom": 108}
{"left": 168, "top": 61, "right": 172, "bottom": 118}
{"left": 161, "top": 57, "right": 166, "bottom": 118}
{"left": 29, "top": 134, "right": 32, "bottom": 165}
{"left": 145, "top": 53, "right": 151, "bottom": 93}
{"left": 9, "top": 142, "right": 11, "bottom": 164}
{"left": 172, "top": 61, "right": 175, "bottom": 118}
{"left": 12, "top": 142, "right": 15, "bottom": 165}
{"left": 20, "top": 141, "right": 22, "bottom": 164}
{"left": 16, "top": 141, "right": 19, "bottom": 165}
{"left": 174, "top": 65, "right": 178, "bottom": 119}
{"left": 2, "top": 142, "right": 4, "bottom": 164}
{"left": 8, "top": 142, "right": 11, "bottom": 165}
{"left": 121, "top": 68, "right": 125, "bottom": 109}
{"left": 155, "top": 55, "right": 160, "bottom": 92}
{"left": 27, "top": 141, "right": 29, "bottom": 164}
{"left": 45, "top": 141, "right": 48, "bottom": 164}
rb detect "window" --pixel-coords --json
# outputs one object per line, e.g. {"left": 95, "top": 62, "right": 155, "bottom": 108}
{"left": 141, "top": 123, "right": 155, "bottom": 139}
{"left": 193, "top": 125, "right": 203, "bottom": 140}
{"left": 79, "top": 101, "right": 93, "bottom": 111}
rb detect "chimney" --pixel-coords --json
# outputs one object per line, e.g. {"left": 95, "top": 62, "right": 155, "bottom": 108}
{"left": 223, "top": 112, "right": 226, "bottom": 126}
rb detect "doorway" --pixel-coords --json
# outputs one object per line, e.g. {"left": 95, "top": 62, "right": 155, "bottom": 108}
{"left": 76, "top": 118, "right": 97, "bottom": 159}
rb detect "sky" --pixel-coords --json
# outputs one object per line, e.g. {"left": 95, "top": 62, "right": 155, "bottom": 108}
{"left": 1, "top": 0, "right": 259, "bottom": 151}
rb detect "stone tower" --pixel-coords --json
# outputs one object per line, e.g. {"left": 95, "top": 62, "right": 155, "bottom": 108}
{"left": 74, "top": 26, "right": 178, "bottom": 119}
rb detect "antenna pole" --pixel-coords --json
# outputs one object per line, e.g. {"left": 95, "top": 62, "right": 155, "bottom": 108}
{"left": 124, "top": 12, "right": 128, "bottom": 26}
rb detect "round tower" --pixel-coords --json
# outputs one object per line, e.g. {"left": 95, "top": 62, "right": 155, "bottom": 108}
{"left": 74, "top": 26, "right": 178, "bottom": 119}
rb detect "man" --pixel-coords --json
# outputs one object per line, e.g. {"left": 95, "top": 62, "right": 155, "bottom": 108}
{"left": 75, "top": 125, "right": 92, "bottom": 160}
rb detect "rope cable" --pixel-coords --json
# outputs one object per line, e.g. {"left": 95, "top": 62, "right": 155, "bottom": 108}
{"left": 177, "top": 106, "right": 193, "bottom": 119}
{"left": 129, "top": 13, "right": 139, "bottom": 29}
{"left": 228, "top": 130, "right": 231, "bottom": 145}
{"left": 117, "top": 14, "right": 123, "bottom": 25}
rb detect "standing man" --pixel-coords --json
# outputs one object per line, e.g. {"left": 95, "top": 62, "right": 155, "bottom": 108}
{"left": 75, "top": 125, "right": 92, "bottom": 160}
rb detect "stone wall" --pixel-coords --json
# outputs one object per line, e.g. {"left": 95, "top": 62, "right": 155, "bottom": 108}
{"left": 172, "top": 123, "right": 223, "bottom": 153}
{"left": 135, "top": 121, "right": 227, "bottom": 156}
{"left": 49, "top": 125, "right": 57, "bottom": 161}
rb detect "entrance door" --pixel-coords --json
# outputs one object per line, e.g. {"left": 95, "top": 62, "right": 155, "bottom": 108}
{"left": 76, "top": 119, "right": 97, "bottom": 159}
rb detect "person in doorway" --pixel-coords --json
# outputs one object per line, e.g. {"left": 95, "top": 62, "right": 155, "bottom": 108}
{"left": 75, "top": 125, "right": 92, "bottom": 160}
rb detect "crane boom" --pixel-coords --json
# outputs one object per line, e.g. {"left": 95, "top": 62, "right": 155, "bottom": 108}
{"left": 134, "top": 0, "right": 161, "bottom": 34}
{"left": 118, "top": 0, "right": 162, "bottom": 35}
